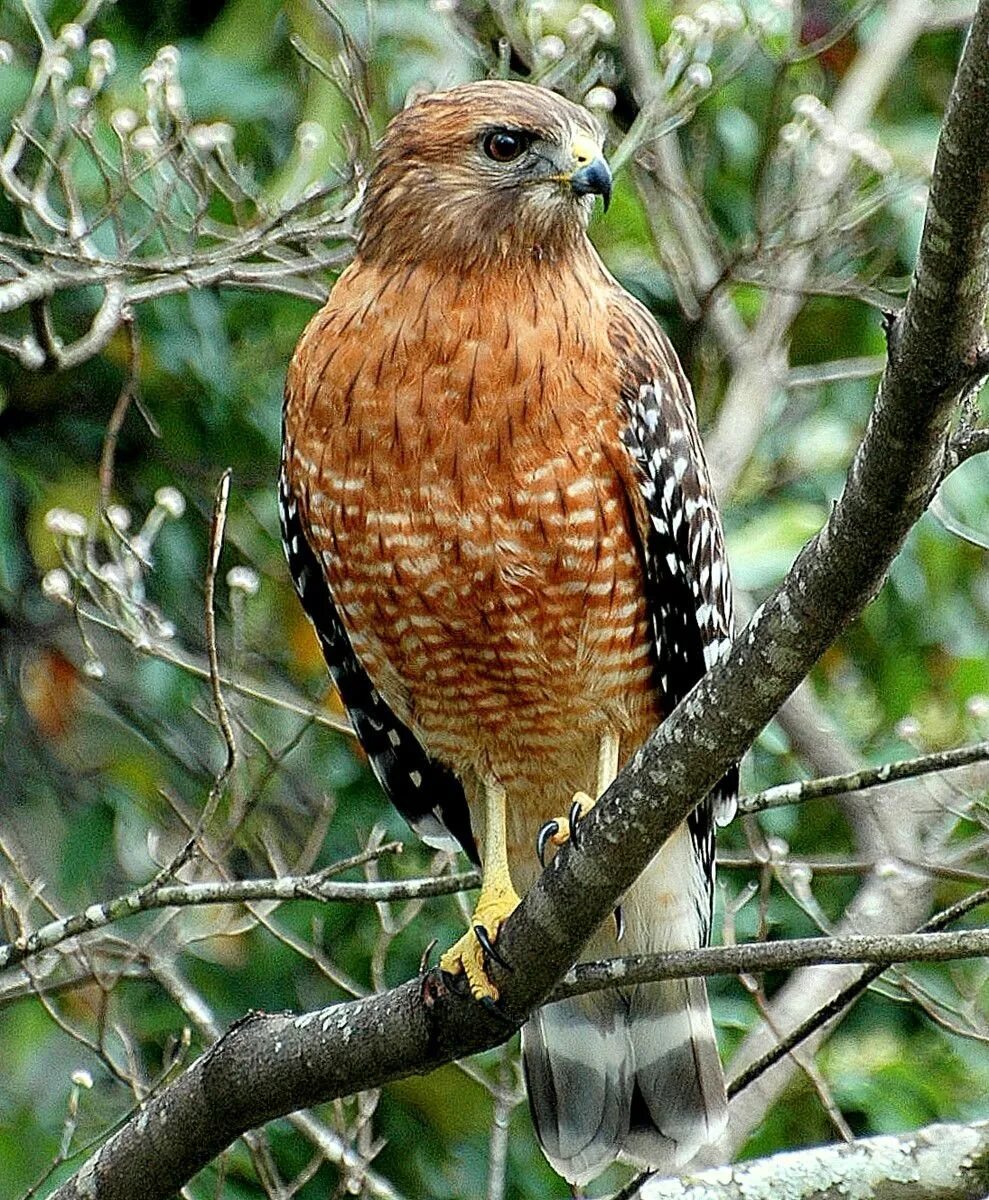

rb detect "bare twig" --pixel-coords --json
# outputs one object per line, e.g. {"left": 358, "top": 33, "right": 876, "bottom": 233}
{"left": 726, "top": 887, "right": 989, "bottom": 1098}
{"left": 741, "top": 740, "right": 989, "bottom": 814}
{"left": 205, "top": 468, "right": 236, "bottom": 784}
{"left": 553, "top": 925, "right": 989, "bottom": 1002}
{"left": 0, "top": 868, "right": 480, "bottom": 972}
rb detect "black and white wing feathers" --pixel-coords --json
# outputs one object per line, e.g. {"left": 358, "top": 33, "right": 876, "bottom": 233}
{"left": 611, "top": 303, "right": 738, "bottom": 929}
{"left": 279, "top": 463, "right": 479, "bottom": 865}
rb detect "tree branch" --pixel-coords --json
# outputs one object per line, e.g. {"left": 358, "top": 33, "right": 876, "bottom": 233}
{"left": 704, "top": 0, "right": 933, "bottom": 501}
{"left": 740, "top": 739, "right": 989, "bottom": 814}
{"left": 637, "top": 1120, "right": 989, "bottom": 1200}
{"left": 555, "top": 926, "right": 989, "bottom": 1001}
{"left": 0, "top": 869, "right": 481, "bottom": 973}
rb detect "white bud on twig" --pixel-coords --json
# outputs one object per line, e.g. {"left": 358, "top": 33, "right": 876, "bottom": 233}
{"left": 579, "top": 5, "right": 615, "bottom": 38}
{"left": 685, "top": 62, "right": 713, "bottom": 90}
{"left": 208, "top": 122, "right": 235, "bottom": 148}
{"left": 131, "top": 126, "right": 160, "bottom": 152}
{"left": 156, "top": 44, "right": 181, "bottom": 73}
{"left": 227, "top": 566, "right": 261, "bottom": 596}
{"left": 106, "top": 505, "right": 131, "bottom": 533}
{"left": 0, "top": 41, "right": 14, "bottom": 67}
{"left": 566, "top": 16, "right": 590, "bottom": 41}
{"left": 190, "top": 124, "right": 217, "bottom": 150}
{"left": 535, "top": 35, "right": 566, "bottom": 62}
{"left": 42, "top": 569, "right": 72, "bottom": 602}
{"left": 111, "top": 107, "right": 139, "bottom": 135}
{"left": 695, "top": 3, "right": 724, "bottom": 31}
{"left": 154, "top": 487, "right": 185, "bottom": 519}
{"left": 90, "top": 39, "right": 116, "bottom": 69}
{"left": 67, "top": 86, "right": 91, "bottom": 111}
{"left": 58, "top": 24, "right": 86, "bottom": 52}
{"left": 45, "top": 508, "right": 88, "bottom": 538}
{"left": 18, "top": 336, "right": 45, "bottom": 370}
{"left": 671, "top": 15, "right": 698, "bottom": 41}
{"left": 71, "top": 1070, "right": 93, "bottom": 1089}
{"left": 82, "top": 659, "right": 106, "bottom": 680}
{"left": 140, "top": 64, "right": 165, "bottom": 92}
{"left": 584, "top": 86, "right": 616, "bottom": 112}
{"left": 792, "top": 94, "right": 837, "bottom": 139}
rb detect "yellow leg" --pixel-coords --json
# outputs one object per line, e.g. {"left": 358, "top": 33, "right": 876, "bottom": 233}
{"left": 595, "top": 729, "right": 620, "bottom": 799}
{"left": 544, "top": 731, "right": 621, "bottom": 852}
{"left": 538, "top": 732, "right": 624, "bottom": 938}
{"left": 439, "top": 780, "right": 520, "bottom": 1002}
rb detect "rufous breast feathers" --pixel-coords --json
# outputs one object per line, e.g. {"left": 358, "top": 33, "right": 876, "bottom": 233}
{"left": 284, "top": 255, "right": 662, "bottom": 789}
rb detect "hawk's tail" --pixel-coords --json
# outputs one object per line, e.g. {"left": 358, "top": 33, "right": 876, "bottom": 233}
{"left": 522, "top": 975, "right": 726, "bottom": 1186}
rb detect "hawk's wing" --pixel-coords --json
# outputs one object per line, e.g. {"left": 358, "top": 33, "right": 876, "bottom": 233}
{"left": 608, "top": 295, "right": 738, "bottom": 923}
{"left": 524, "top": 292, "right": 733, "bottom": 1183}
{"left": 278, "top": 460, "right": 479, "bottom": 865}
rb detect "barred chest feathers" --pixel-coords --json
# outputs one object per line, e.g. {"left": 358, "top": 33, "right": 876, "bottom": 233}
{"left": 284, "top": 255, "right": 663, "bottom": 789}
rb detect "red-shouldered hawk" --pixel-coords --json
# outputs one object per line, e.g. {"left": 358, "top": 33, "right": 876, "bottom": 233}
{"left": 281, "top": 80, "right": 735, "bottom": 1186}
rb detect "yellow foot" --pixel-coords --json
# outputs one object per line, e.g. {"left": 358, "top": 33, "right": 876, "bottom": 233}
{"left": 439, "top": 884, "right": 520, "bottom": 1003}
{"left": 536, "top": 791, "right": 594, "bottom": 865}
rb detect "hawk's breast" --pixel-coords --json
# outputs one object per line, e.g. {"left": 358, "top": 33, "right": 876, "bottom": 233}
{"left": 285, "top": 257, "right": 662, "bottom": 807}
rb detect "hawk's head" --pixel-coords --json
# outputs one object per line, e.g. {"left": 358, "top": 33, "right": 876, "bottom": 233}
{"left": 359, "top": 81, "right": 611, "bottom": 266}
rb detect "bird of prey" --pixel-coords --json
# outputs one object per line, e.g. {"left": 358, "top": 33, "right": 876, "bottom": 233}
{"left": 280, "top": 79, "right": 734, "bottom": 1185}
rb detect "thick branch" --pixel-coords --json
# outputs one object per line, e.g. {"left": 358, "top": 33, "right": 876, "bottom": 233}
{"left": 51, "top": 7, "right": 989, "bottom": 1197}
{"left": 639, "top": 1120, "right": 989, "bottom": 1200}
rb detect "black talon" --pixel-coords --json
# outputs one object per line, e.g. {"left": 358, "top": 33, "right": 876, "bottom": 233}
{"left": 537, "top": 820, "right": 560, "bottom": 867}
{"left": 419, "top": 937, "right": 438, "bottom": 973}
{"left": 568, "top": 799, "right": 585, "bottom": 851}
{"left": 474, "top": 923, "right": 512, "bottom": 971}
{"left": 480, "top": 994, "right": 516, "bottom": 1027}
{"left": 614, "top": 905, "right": 625, "bottom": 942}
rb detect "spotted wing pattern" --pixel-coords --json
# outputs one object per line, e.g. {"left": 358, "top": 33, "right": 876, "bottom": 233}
{"left": 610, "top": 303, "right": 738, "bottom": 934}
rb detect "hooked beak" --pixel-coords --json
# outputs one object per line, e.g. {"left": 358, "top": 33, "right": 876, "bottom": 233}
{"left": 570, "top": 155, "right": 612, "bottom": 211}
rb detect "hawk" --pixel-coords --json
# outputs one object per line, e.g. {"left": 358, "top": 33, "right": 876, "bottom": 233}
{"left": 281, "top": 80, "right": 734, "bottom": 1185}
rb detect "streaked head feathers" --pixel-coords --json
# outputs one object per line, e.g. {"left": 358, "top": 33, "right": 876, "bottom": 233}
{"left": 359, "top": 81, "right": 611, "bottom": 265}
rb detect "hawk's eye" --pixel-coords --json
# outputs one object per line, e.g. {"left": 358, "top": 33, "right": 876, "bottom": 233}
{"left": 483, "top": 130, "right": 531, "bottom": 163}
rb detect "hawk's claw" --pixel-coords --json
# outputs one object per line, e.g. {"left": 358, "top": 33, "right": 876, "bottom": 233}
{"left": 537, "top": 820, "right": 560, "bottom": 867}
{"left": 480, "top": 994, "right": 516, "bottom": 1027}
{"left": 537, "top": 796, "right": 591, "bottom": 864}
{"left": 614, "top": 905, "right": 625, "bottom": 942}
{"left": 474, "top": 922, "right": 512, "bottom": 971}
{"left": 568, "top": 799, "right": 585, "bottom": 850}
